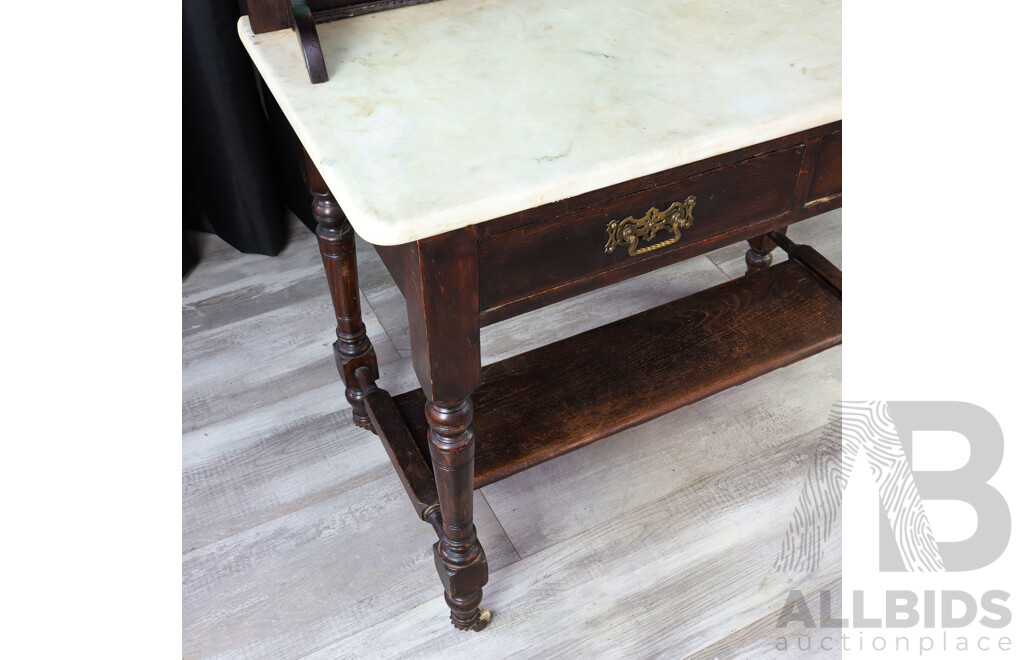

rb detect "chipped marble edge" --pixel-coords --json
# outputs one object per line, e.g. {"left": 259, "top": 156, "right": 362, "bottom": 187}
{"left": 239, "top": 17, "right": 841, "bottom": 246}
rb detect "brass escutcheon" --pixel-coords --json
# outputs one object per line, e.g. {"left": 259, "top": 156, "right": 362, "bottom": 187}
{"left": 604, "top": 196, "right": 696, "bottom": 257}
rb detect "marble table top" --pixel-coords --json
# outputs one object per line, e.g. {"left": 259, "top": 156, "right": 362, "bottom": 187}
{"left": 239, "top": 0, "right": 840, "bottom": 245}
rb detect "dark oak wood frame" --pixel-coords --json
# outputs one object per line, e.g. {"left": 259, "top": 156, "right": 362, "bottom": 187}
{"left": 291, "top": 119, "right": 842, "bottom": 630}
{"left": 245, "top": 0, "right": 443, "bottom": 83}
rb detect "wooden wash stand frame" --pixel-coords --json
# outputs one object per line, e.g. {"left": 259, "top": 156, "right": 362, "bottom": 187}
{"left": 242, "top": 0, "right": 842, "bottom": 631}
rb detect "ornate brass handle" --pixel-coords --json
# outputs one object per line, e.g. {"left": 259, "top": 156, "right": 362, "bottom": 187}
{"left": 604, "top": 196, "right": 696, "bottom": 257}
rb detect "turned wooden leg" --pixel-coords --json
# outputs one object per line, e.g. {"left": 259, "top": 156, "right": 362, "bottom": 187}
{"left": 405, "top": 227, "right": 489, "bottom": 630}
{"left": 301, "top": 151, "right": 379, "bottom": 431}
{"left": 745, "top": 228, "right": 786, "bottom": 274}
{"left": 427, "top": 397, "right": 490, "bottom": 631}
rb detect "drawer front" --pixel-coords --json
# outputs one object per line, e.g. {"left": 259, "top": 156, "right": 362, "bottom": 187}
{"left": 479, "top": 144, "right": 805, "bottom": 312}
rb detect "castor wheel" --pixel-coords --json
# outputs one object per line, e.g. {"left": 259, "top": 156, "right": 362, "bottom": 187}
{"left": 452, "top": 607, "right": 491, "bottom": 632}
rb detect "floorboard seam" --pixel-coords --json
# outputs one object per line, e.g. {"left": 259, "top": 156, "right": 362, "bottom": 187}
{"left": 687, "top": 574, "right": 842, "bottom": 658}
{"left": 359, "top": 286, "right": 406, "bottom": 363}
{"left": 479, "top": 489, "right": 524, "bottom": 563}
{"left": 707, "top": 253, "right": 738, "bottom": 281}
{"left": 295, "top": 590, "right": 451, "bottom": 659}
{"left": 182, "top": 462, "right": 397, "bottom": 557}
{"left": 506, "top": 421, "right": 830, "bottom": 562}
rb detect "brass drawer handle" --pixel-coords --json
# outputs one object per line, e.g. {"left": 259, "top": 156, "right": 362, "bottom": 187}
{"left": 604, "top": 196, "right": 696, "bottom": 256}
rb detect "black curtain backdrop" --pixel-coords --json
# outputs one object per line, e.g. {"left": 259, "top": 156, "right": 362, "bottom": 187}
{"left": 183, "top": 0, "right": 316, "bottom": 275}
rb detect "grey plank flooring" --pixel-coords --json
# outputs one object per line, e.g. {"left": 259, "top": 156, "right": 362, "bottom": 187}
{"left": 183, "top": 210, "right": 842, "bottom": 659}
{"left": 308, "top": 428, "right": 841, "bottom": 659}
{"left": 692, "top": 579, "right": 843, "bottom": 660}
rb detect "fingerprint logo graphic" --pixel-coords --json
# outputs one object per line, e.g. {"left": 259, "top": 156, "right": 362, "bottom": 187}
{"left": 775, "top": 401, "right": 945, "bottom": 573}
{"left": 773, "top": 408, "right": 843, "bottom": 573}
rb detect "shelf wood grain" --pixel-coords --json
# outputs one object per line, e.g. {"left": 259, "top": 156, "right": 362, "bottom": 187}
{"left": 379, "top": 256, "right": 841, "bottom": 491}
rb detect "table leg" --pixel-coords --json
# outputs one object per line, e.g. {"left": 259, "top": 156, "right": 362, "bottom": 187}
{"left": 745, "top": 227, "right": 787, "bottom": 274}
{"left": 427, "top": 397, "right": 489, "bottom": 630}
{"left": 406, "top": 227, "right": 489, "bottom": 630}
{"left": 301, "top": 151, "right": 379, "bottom": 431}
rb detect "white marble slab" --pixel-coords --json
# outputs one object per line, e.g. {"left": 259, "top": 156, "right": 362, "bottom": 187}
{"left": 239, "top": 0, "right": 840, "bottom": 245}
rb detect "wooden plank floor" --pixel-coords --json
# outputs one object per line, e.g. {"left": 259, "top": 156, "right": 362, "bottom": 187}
{"left": 183, "top": 210, "right": 842, "bottom": 659}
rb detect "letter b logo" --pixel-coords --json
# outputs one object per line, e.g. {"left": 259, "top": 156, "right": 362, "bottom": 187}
{"left": 883, "top": 402, "right": 1011, "bottom": 571}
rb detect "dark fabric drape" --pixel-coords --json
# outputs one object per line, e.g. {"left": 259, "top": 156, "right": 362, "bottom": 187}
{"left": 183, "top": 0, "right": 314, "bottom": 275}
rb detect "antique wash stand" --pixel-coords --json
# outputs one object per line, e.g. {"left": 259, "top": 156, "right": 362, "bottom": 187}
{"left": 239, "top": 0, "right": 841, "bottom": 631}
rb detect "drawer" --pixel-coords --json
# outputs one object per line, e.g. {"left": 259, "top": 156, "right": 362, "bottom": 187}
{"left": 479, "top": 143, "right": 806, "bottom": 313}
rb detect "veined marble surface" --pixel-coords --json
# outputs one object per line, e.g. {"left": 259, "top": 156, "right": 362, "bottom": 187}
{"left": 239, "top": 0, "right": 840, "bottom": 245}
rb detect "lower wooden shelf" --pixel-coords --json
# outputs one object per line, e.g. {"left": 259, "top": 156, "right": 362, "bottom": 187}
{"left": 364, "top": 253, "right": 841, "bottom": 517}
